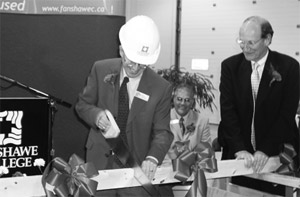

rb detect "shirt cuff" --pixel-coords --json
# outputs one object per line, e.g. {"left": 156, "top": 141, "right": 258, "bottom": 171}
{"left": 146, "top": 156, "right": 158, "bottom": 165}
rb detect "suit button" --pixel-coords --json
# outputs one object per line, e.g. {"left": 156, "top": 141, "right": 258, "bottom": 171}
{"left": 105, "top": 149, "right": 114, "bottom": 157}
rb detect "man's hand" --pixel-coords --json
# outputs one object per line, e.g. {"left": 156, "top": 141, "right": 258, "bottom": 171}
{"left": 235, "top": 150, "right": 254, "bottom": 168}
{"left": 141, "top": 159, "right": 158, "bottom": 181}
{"left": 95, "top": 110, "right": 110, "bottom": 131}
{"left": 252, "top": 151, "right": 269, "bottom": 173}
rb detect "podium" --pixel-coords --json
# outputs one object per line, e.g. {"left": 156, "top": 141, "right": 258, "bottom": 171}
{"left": 0, "top": 97, "right": 51, "bottom": 177}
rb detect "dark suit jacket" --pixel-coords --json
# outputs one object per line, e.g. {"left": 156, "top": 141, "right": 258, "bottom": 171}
{"left": 75, "top": 58, "right": 174, "bottom": 170}
{"left": 218, "top": 50, "right": 300, "bottom": 160}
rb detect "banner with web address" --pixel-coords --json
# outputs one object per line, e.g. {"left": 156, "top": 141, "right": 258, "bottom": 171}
{"left": 0, "top": 0, "right": 125, "bottom": 16}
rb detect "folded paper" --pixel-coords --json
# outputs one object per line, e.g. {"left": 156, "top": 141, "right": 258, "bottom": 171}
{"left": 102, "top": 110, "right": 120, "bottom": 139}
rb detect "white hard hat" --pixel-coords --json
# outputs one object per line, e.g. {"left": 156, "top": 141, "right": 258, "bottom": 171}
{"left": 119, "top": 15, "right": 161, "bottom": 65}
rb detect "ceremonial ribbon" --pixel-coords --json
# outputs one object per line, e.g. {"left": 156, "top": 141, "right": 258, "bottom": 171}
{"left": 168, "top": 140, "right": 190, "bottom": 159}
{"left": 275, "top": 143, "right": 297, "bottom": 176}
{"left": 104, "top": 107, "right": 160, "bottom": 196}
{"left": 106, "top": 136, "right": 161, "bottom": 196}
{"left": 172, "top": 142, "right": 218, "bottom": 197}
{"left": 41, "top": 154, "right": 99, "bottom": 197}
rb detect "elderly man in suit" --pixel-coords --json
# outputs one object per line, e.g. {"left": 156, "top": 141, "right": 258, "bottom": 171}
{"left": 76, "top": 15, "right": 174, "bottom": 196}
{"left": 218, "top": 16, "right": 300, "bottom": 195}
{"left": 164, "top": 83, "right": 212, "bottom": 162}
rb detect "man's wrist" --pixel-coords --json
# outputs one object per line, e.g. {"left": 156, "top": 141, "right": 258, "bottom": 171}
{"left": 234, "top": 150, "right": 246, "bottom": 157}
{"left": 146, "top": 156, "right": 158, "bottom": 165}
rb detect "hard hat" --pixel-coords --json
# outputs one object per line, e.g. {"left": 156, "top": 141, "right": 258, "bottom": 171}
{"left": 119, "top": 15, "right": 161, "bottom": 65}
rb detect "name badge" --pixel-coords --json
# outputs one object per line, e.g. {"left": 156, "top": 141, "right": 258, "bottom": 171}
{"left": 170, "top": 119, "right": 179, "bottom": 124}
{"left": 135, "top": 91, "right": 149, "bottom": 102}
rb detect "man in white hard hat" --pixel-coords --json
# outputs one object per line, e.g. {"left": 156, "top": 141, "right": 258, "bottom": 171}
{"left": 76, "top": 15, "right": 174, "bottom": 196}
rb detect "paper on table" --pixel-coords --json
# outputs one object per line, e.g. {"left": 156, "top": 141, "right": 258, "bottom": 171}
{"left": 102, "top": 110, "right": 120, "bottom": 138}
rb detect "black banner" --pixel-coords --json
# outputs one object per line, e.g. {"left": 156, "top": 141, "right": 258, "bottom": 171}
{"left": 0, "top": 98, "right": 51, "bottom": 177}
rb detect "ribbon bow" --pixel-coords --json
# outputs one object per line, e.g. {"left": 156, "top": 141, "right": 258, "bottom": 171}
{"left": 174, "top": 140, "right": 190, "bottom": 155}
{"left": 275, "top": 143, "right": 297, "bottom": 176}
{"left": 172, "top": 142, "right": 218, "bottom": 197}
{"left": 42, "top": 154, "right": 99, "bottom": 197}
{"left": 168, "top": 140, "right": 190, "bottom": 160}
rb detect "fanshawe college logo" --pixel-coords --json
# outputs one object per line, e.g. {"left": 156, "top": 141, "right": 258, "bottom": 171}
{"left": 0, "top": 111, "right": 23, "bottom": 145}
{"left": 0, "top": 110, "right": 39, "bottom": 170}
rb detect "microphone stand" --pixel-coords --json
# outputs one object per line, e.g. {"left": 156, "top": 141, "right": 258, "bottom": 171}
{"left": 0, "top": 75, "right": 72, "bottom": 108}
{"left": 0, "top": 74, "right": 72, "bottom": 159}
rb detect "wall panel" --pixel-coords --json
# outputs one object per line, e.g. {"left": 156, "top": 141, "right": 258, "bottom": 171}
{"left": 181, "top": 0, "right": 300, "bottom": 124}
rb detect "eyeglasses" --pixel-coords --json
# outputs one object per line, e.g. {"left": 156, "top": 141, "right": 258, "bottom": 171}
{"left": 123, "top": 55, "right": 146, "bottom": 68}
{"left": 236, "top": 38, "right": 263, "bottom": 48}
{"left": 124, "top": 56, "right": 139, "bottom": 66}
{"left": 175, "top": 97, "right": 193, "bottom": 104}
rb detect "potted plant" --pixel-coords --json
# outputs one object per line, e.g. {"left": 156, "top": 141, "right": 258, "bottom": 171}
{"left": 156, "top": 65, "right": 216, "bottom": 112}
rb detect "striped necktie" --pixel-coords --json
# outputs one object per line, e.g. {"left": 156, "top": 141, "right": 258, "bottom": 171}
{"left": 251, "top": 63, "right": 260, "bottom": 150}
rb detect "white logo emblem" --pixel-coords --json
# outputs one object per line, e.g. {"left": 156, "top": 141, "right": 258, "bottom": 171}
{"left": 0, "top": 111, "right": 23, "bottom": 145}
{"left": 141, "top": 46, "right": 149, "bottom": 53}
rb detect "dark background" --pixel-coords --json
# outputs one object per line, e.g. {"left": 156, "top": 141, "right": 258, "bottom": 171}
{"left": 0, "top": 13, "right": 125, "bottom": 161}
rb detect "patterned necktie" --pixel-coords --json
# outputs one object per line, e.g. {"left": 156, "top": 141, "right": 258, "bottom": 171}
{"left": 251, "top": 63, "right": 260, "bottom": 150}
{"left": 117, "top": 77, "right": 129, "bottom": 146}
{"left": 179, "top": 117, "right": 185, "bottom": 135}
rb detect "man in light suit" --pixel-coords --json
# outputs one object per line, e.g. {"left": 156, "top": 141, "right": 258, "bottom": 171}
{"left": 218, "top": 16, "right": 299, "bottom": 195}
{"left": 76, "top": 15, "right": 174, "bottom": 196}
{"left": 164, "top": 83, "right": 212, "bottom": 163}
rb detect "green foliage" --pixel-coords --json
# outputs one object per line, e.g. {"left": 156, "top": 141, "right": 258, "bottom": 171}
{"left": 156, "top": 66, "right": 216, "bottom": 112}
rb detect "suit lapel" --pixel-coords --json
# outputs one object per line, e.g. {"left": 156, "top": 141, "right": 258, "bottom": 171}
{"left": 240, "top": 59, "right": 252, "bottom": 90}
{"left": 105, "top": 63, "right": 122, "bottom": 117}
{"left": 240, "top": 58, "right": 253, "bottom": 107}
{"left": 127, "top": 68, "right": 151, "bottom": 123}
{"left": 256, "top": 52, "right": 273, "bottom": 108}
